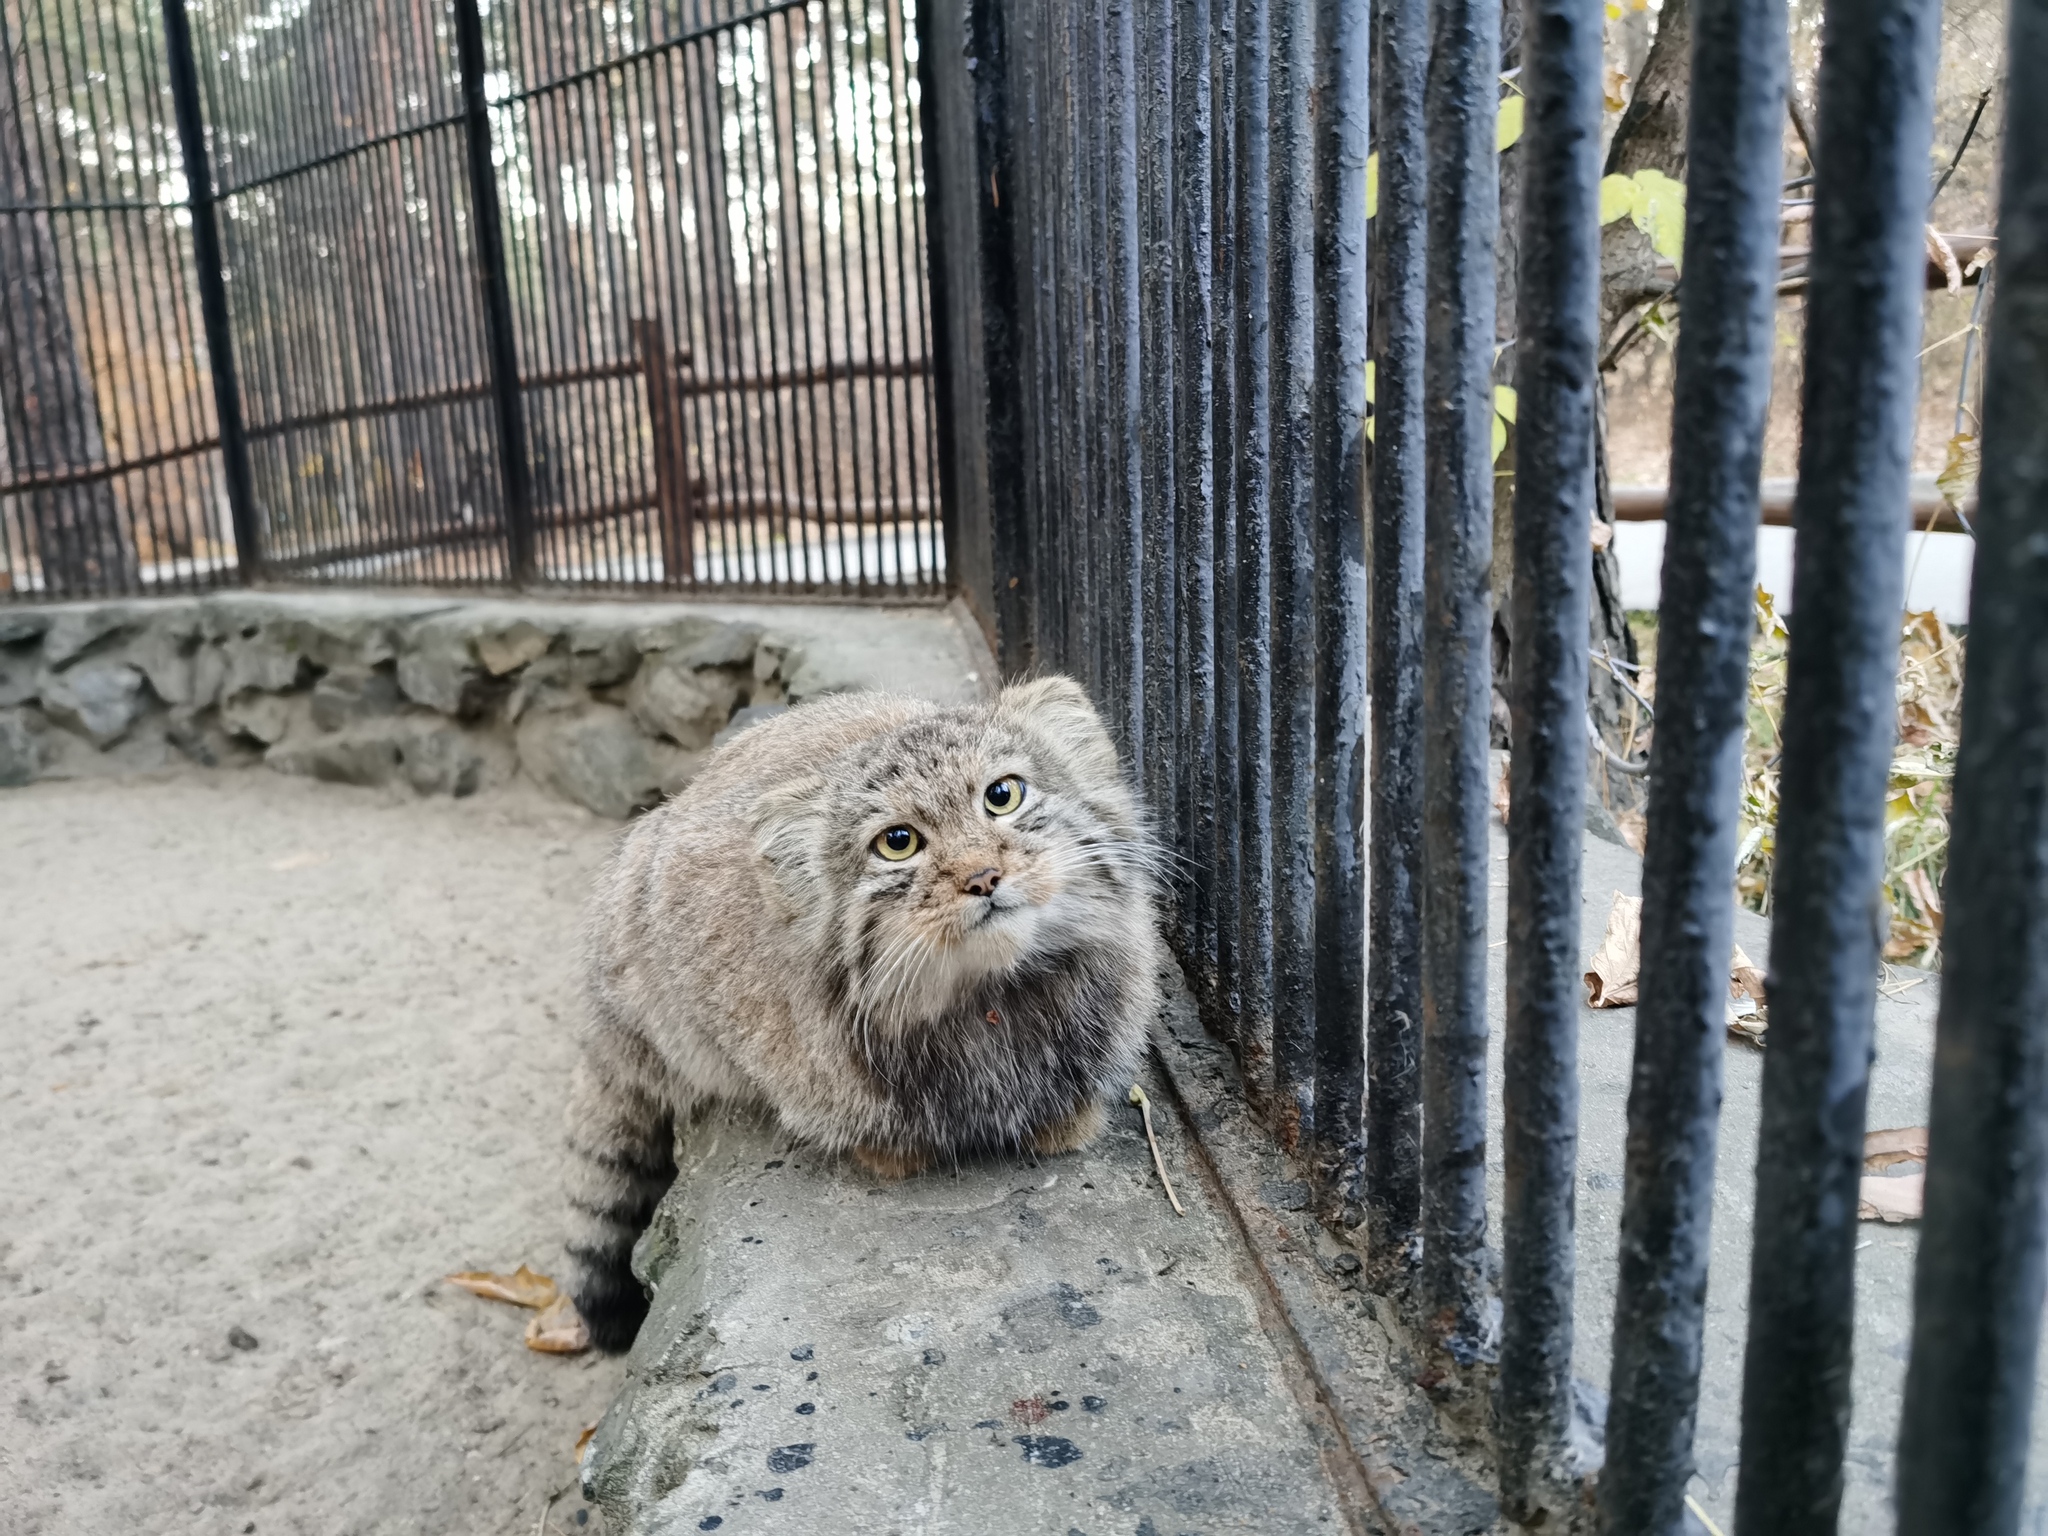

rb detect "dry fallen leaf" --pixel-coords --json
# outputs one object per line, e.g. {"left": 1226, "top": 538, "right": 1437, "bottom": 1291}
{"left": 1864, "top": 1125, "right": 1930, "bottom": 1171}
{"left": 1925, "top": 225, "right": 1963, "bottom": 295}
{"left": 1614, "top": 808, "right": 1648, "bottom": 857}
{"left": 525, "top": 1293, "right": 592, "bottom": 1354}
{"left": 1900, "top": 867, "right": 1944, "bottom": 935}
{"left": 1585, "top": 892, "right": 1642, "bottom": 1007}
{"left": 575, "top": 1423, "right": 600, "bottom": 1464}
{"left": 1726, "top": 943, "right": 1769, "bottom": 1047}
{"left": 1859, "top": 1172, "right": 1925, "bottom": 1224}
{"left": 445, "top": 1264, "right": 558, "bottom": 1310}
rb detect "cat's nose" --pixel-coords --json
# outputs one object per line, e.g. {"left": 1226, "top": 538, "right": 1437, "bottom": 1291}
{"left": 961, "top": 867, "right": 1003, "bottom": 898}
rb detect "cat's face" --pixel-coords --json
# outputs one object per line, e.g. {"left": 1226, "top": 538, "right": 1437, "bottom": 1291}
{"left": 754, "top": 678, "right": 1154, "bottom": 1034}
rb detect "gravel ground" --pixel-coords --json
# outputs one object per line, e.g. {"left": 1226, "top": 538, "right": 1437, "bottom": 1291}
{"left": 1, "top": 767, "right": 630, "bottom": 1536}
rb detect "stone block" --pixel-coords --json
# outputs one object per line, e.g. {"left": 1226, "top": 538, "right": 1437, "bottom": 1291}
{"left": 638, "top": 618, "right": 762, "bottom": 673}
{"left": 475, "top": 619, "right": 556, "bottom": 677}
{"left": 0, "top": 707, "right": 43, "bottom": 786}
{"left": 266, "top": 731, "right": 404, "bottom": 788}
{"left": 625, "top": 658, "right": 741, "bottom": 750}
{"left": 516, "top": 704, "right": 687, "bottom": 818}
{"left": 311, "top": 668, "right": 403, "bottom": 732}
{"left": 754, "top": 631, "right": 802, "bottom": 690}
{"left": 219, "top": 623, "right": 308, "bottom": 696}
{"left": 395, "top": 718, "right": 494, "bottom": 798}
{"left": 396, "top": 614, "right": 502, "bottom": 718}
{"left": 584, "top": 1074, "right": 1350, "bottom": 1535}
{"left": 631, "top": 614, "right": 724, "bottom": 659}
{"left": 0, "top": 645, "right": 39, "bottom": 708}
{"left": 40, "top": 663, "right": 147, "bottom": 746}
{"left": 267, "top": 714, "right": 498, "bottom": 798}
{"left": 0, "top": 611, "right": 51, "bottom": 646}
{"left": 42, "top": 606, "right": 140, "bottom": 668}
{"left": 563, "top": 621, "right": 641, "bottom": 690}
{"left": 219, "top": 689, "right": 297, "bottom": 746}
{"left": 166, "top": 705, "right": 251, "bottom": 769}
{"left": 127, "top": 607, "right": 208, "bottom": 706}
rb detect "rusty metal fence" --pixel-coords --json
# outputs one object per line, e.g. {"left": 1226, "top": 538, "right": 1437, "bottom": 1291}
{"left": 925, "top": 0, "right": 2045, "bottom": 1529}
{"left": 0, "top": 0, "right": 941, "bottom": 598}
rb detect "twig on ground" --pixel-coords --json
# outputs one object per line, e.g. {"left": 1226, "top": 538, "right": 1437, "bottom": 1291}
{"left": 535, "top": 1480, "right": 574, "bottom": 1536}
{"left": 1127, "top": 1086, "right": 1186, "bottom": 1217}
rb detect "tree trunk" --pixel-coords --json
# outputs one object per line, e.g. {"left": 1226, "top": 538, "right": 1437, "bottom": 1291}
{"left": 0, "top": 14, "right": 137, "bottom": 594}
{"left": 1601, "top": 0, "right": 1691, "bottom": 329}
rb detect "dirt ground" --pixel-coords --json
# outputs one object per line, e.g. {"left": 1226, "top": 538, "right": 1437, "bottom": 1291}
{"left": 1, "top": 767, "right": 632, "bottom": 1536}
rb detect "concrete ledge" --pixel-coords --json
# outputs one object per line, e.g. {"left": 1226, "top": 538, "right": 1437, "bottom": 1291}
{"left": 0, "top": 593, "right": 989, "bottom": 815}
{"left": 583, "top": 1047, "right": 1365, "bottom": 1536}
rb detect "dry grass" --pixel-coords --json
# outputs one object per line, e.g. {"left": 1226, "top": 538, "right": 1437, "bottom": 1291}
{"left": 1622, "top": 596, "right": 1960, "bottom": 970}
{"left": 1735, "top": 593, "right": 1960, "bottom": 969}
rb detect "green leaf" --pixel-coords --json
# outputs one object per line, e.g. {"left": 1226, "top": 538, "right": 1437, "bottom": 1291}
{"left": 1365, "top": 359, "right": 1376, "bottom": 404}
{"left": 1496, "top": 96, "right": 1524, "bottom": 153}
{"left": 1493, "top": 383, "right": 1517, "bottom": 425}
{"left": 1599, "top": 174, "right": 1637, "bottom": 225}
{"left": 1630, "top": 167, "right": 1686, "bottom": 270}
{"left": 1491, "top": 413, "right": 1508, "bottom": 464}
{"left": 1365, "top": 153, "right": 1378, "bottom": 219}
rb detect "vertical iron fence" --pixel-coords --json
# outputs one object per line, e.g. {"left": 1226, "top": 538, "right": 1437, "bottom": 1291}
{"left": 1, "top": 0, "right": 237, "bottom": 597}
{"left": 925, "top": 0, "right": 2045, "bottom": 1526}
{"left": 0, "top": 0, "right": 941, "bottom": 598}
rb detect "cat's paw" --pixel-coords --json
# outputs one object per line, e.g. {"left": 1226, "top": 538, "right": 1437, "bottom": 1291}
{"left": 1030, "top": 1100, "right": 1106, "bottom": 1156}
{"left": 850, "top": 1144, "right": 931, "bottom": 1180}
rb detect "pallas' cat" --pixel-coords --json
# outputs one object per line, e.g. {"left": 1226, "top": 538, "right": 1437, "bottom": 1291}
{"left": 562, "top": 677, "right": 1162, "bottom": 1351}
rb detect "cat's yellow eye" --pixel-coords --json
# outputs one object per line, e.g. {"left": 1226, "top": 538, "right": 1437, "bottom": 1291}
{"left": 874, "top": 825, "right": 922, "bottom": 861}
{"left": 983, "top": 776, "right": 1026, "bottom": 817}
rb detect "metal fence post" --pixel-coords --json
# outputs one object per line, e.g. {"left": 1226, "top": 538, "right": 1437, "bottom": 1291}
{"left": 1734, "top": 0, "right": 1943, "bottom": 1523}
{"left": 1496, "top": 0, "right": 1601, "bottom": 1512}
{"left": 1365, "top": 0, "right": 1429, "bottom": 1295}
{"left": 1308, "top": 0, "right": 1370, "bottom": 1214}
{"left": 1597, "top": 0, "right": 1787, "bottom": 1527}
{"left": 159, "top": 0, "right": 259, "bottom": 582}
{"left": 1418, "top": 0, "right": 1501, "bottom": 1371}
{"left": 1895, "top": 8, "right": 2048, "bottom": 1522}
{"left": 451, "top": 0, "right": 535, "bottom": 587}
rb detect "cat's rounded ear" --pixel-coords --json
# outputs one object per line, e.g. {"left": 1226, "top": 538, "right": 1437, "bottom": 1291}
{"left": 995, "top": 675, "right": 1122, "bottom": 784}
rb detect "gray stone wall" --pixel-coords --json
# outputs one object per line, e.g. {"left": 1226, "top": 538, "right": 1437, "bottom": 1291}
{"left": 0, "top": 593, "right": 944, "bottom": 818}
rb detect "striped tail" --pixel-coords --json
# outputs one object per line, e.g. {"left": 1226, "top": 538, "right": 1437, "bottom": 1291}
{"left": 562, "top": 1034, "right": 676, "bottom": 1354}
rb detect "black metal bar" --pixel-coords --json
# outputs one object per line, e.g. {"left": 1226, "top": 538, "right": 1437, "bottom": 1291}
{"left": 212, "top": 111, "right": 469, "bottom": 200}
{"left": 1733, "top": 0, "right": 1944, "bottom": 1525}
{"left": 1308, "top": 0, "right": 1369, "bottom": 1214}
{"left": 1136, "top": 0, "right": 1174, "bottom": 836}
{"left": 1365, "top": 0, "right": 1428, "bottom": 1294}
{"left": 1596, "top": 0, "right": 1787, "bottom": 1525}
{"left": 1495, "top": 0, "right": 1600, "bottom": 1512}
{"left": 161, "top": 0, "right": 261, "bottom": 582}
{"left": 1418, "top": 0, "right": 1500, "bottom": 1368}
{"left": 1896, "top": 4, "right": 2048, "bottom": 1522}
{"left": 0, "top": 200, "right": 160, "bottom": 214}
{"left": 1209, "top": 0, "right": 1242, "bottom": 1045}
{"left": 1177, "top": 0, "right": 1219, "bottom": 993}
{"left": 1235, "top": 0, "right": 1277, "bottom": 1105}
{"left": 1268, "top": 0, "right": 1318, "bottom": 1152}
{"left": 452, "top": 0, "right": 534, "bottom": 586}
